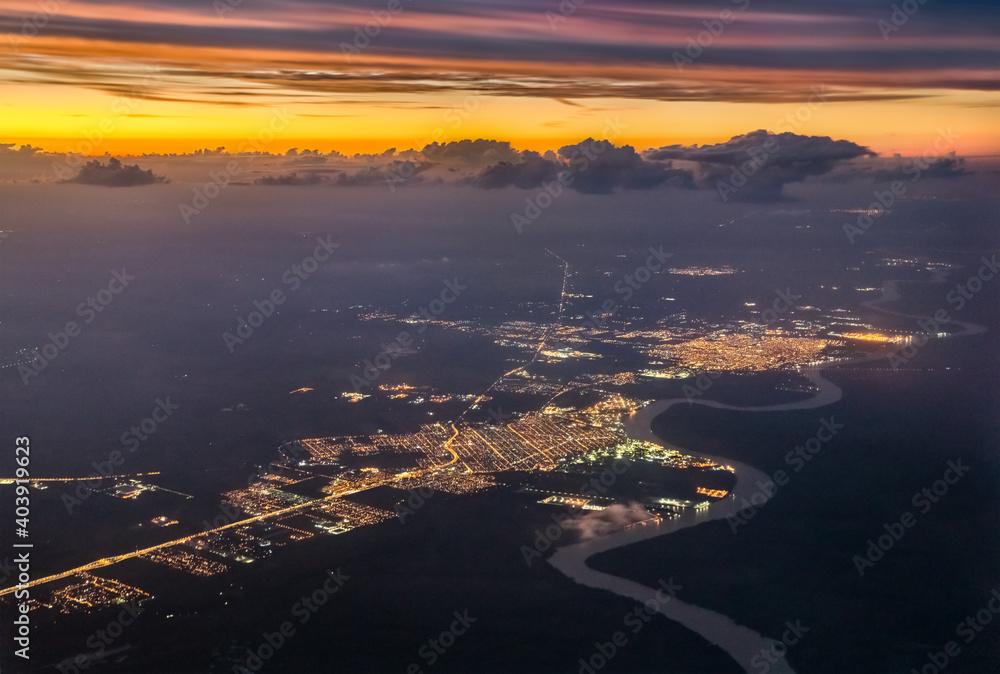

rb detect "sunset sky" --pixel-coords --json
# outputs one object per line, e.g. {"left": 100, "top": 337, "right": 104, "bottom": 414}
{"left": 1, "top": 0, "right": 997, "bottom": 156}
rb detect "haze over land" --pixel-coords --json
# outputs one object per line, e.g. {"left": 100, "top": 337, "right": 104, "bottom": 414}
{"left": 1, "top": 1, "right": 998, "bottom": 673}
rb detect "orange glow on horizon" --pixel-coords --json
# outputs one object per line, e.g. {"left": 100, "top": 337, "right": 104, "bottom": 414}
{"left": 6, "top": 125, "right": 1000, "bottom": 160}
{"left": 3, "top": 5, "right": 998, "bottom": 158}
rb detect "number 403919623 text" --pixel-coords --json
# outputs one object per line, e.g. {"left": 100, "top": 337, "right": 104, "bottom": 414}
{"left": 14, "top": 437, "right": 30, "bottom": 533}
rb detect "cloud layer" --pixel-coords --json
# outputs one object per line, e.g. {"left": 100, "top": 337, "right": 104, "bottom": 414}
{"left": 0, "top": 0, "right": 996, "bottom": 108}
{"left": 471, "top": 140, "right": 694, "bottom": 194}
{"left": 67, "top": 157, "right": 164, "bottom": 186}
{"left": 0, "top": 130, "right": 977, "bottom": 200}
{"left": 647, "top": 130, "right": 876, "bottom": 201}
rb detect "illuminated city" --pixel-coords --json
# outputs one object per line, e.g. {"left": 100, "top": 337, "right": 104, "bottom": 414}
{"left": 1, "top": 2, "right": 997, "bottom": 671}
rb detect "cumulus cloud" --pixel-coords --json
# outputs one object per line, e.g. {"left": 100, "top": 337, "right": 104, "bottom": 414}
{"left": 254, "top": 171, "right": 328, "bottom": 186}
{"left": 4, "top": 133, "right": 935, "bottom": 197}
{"left": 1, "top": 143, "right": 41, "bottom": 155}
{"left": 471, "top": 140, "right": 692, "bottom": 194}
{"left": 420, "top": 139, "right": 520, "bottom": 164}
{"left": 188, "top": 147, "right": 228, "bottom": 156}
{"left": 646, "top": 130, "right": 875, "bottom": 201}
{"left": 67, "top": 157, "right": 164, "bottom": 186}
{"left": 471, "top": 151, "right": 561, "bottom": 189}
{"left": 558, "top": 139, "right": 693, "bottom": 194}
{"left": 562, "top": 502, "right": 654, "bottom": 541}
{"left": 351, "top": 148, "right": 397, "bottom": 163}
{"left": 336, "top": 160, "right": 431, "bottom": 187}
{"left": 864, "top": 157, "right": 968, "bottom": 183}
{"left": 287, "top": 154, "right": 329, "bottom": 166}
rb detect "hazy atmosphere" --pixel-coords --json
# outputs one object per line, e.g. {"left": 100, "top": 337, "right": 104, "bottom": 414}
{"left": 1, "top": 1, "right": 998, "bottom": 674}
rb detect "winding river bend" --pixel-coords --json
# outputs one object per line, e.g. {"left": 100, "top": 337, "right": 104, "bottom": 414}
{"left": 548, "top": 277, "right": 987, "bottom": 674}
